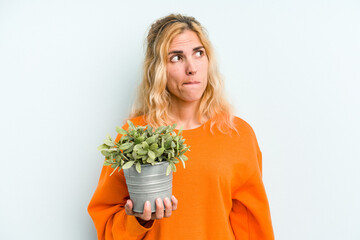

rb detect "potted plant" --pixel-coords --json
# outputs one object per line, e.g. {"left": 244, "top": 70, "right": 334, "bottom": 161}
{"left": 97, "top": 120, "right": 190, "bottom": 213}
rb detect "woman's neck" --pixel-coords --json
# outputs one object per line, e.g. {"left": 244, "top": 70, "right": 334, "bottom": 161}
{"left": 168, "top": 98, "right": 204, "bottom": 130}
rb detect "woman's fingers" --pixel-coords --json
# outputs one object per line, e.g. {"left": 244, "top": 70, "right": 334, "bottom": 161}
{"left": 140, "top": 201, "right": 152, "bottom": 221}
{"left": 125, "top": 200, "right": 152, "bottom": 221}
{"left": 125, "top": 196, "right": 178, "bottom": 220}
{"left": 124, "top": 199, "right": 134, "bottom": 215}
{"left": 164, "top": 197, "right": 172, "bottom": 218}
{"left": 155, "top": 198, "right": 164, "bottom": 219}
{"left": 171, "top": 195, "right": 178, "bottom": 211}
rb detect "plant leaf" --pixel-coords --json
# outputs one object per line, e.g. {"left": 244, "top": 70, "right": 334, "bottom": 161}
{"left": 127, "top": 120, "right": 136, "bottom": 131}
{"left": 167, "top": 124, "right": 176, "bottom": 133}
{"left": 120, "top": 152, "right": 128, "bottom": 160}
{"left": 147, "top": 157, "right": 155, "bottom": 163}
{"left": 165, "top": 138, "right": 172, "bottom": 148}
{"left": 104, "top": 139, "right": 115, "bottom": 147}
{"left": 153, "top": 147, "right": 165, "bottom": 157}
{"left": 171, "top": 162, "right": 176, "bottom": 172}
{"left": 180, "top": 146, "right": 190, "bottom": 154}
{"left": 110, "top": 165, "right": 119, "bottom": 176}
{"left": 146, "top": 135, "right": 156, "bottom": 144}
{"left": 101, "top": 150, "right": 111, "bottom": 157}
{"left": 156, "top": 147, "right": 165, "bottom": 156}
{"left": 150, "top": 143, "right": 158, "bottom": 151}
{"left": 129, "top": 130, "right": 136, "bottom": 137}
{"left": 135, "top": 136, "right": 145, "bottom": 144}
{"left": 123, "top": 145, "right": 134, "bottom": 153}
{"left": 120, "top": 135, "right": 130, "bottom": 142}
{"left": 146, "top": 125, "right": 153, "bottom": 134}
{"left": 180, "top": 159, "right": 186, "bottom": 168}
{"left": 178, "top": 125, "right": 183, "bottom": 135}
{"left": 97, "top": 144, "right": 109, "bottom": 151}
{"left": 133, "top": 143, "right": 142, "bottom": 151}
{"left": 166, "top": 164, "right": 172, "bottom": 176}
{"left": 142, "top": 141, "right": 149, "bottom": 150}
{"left": 122, "top": 161, "right": 135, "bottom": 169}
{"left": 136, "top": 162, "right": 141, "bottom": 173}
{"left": 148, "top": 150, "right": 155, "bottom": 160}
{"left": 119, "top": 142, "right": 133, "bottom": 150}
{"left": 103, "top": 160, "right": 112, "bottom": 166}
{"left": 155, "top": 126, "right": 166, "bottom": 134}
{"left": 179, "top": 155, "right": 188, "bottom": 161}
{"left": 137, "top": 148, "right": 148, "bottom": 155}
{"left": 116, "top": 126, "right": 128, "bottom": 135}
{"left": 106, "top": 133, "right": 113, "bottom": 141}
{"left": 102, "top": 148, "right": 117, "bottom": 152}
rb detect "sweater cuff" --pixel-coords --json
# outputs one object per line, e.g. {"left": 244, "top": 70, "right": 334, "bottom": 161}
{"left": 112, "top": 211, "right": 155, "bottom": 238}
{"left": 127, "top": 215, "right": 155, "bottom": 233}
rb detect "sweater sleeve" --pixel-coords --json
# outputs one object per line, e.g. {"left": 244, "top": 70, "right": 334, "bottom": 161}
{"left": 229, "top": 124, "right": 274, "bottom": 239}
{"left": 229, "top": 169, "right": 274, "bottom": 239}
{"left": 88, "top": 127, "right": 155, "bottom": 239}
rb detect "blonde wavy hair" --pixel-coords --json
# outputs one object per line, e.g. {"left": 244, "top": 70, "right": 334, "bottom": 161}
{"left": 130, "top": 14, "right": 237, "bottom": 134}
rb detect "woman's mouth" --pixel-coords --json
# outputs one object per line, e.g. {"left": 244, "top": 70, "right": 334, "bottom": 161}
{"left": 183, "top": 81, "right": 200, "bottom": 85}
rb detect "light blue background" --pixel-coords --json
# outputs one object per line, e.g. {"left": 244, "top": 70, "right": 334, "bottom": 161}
{"left": 1, "top": 0, "right": 359, "bottom": 239}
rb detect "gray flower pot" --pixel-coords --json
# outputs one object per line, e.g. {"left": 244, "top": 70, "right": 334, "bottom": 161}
{"left": 123, "top": 161, "right": 173, "bottom": 213}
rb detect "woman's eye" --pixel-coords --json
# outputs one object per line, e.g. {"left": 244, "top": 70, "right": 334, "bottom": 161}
{"left": 195, "top": 50, "right": 204, "bottom": 57}
{"left": 170, "top": 55, "right": 181, "bottom": 62}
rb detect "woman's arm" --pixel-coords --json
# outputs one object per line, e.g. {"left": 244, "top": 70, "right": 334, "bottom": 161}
{"left": 229, "top": 120, "right": 274, "bottom": 239}
{"left": 229, "top": 168, "right": 274, "bottom": 239}
{"left": 88, "top": 120, "right": 178, "bottom": 240}
{"left": 88, "top": 164, "right": 155, "bottom": 240}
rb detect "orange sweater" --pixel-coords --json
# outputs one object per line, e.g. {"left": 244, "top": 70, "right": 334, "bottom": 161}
{"left": 88, "top": 115, "right": 274, "bottom": 239}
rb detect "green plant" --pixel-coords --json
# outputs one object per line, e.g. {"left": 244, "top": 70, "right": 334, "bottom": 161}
{"left": 98, "top": 120, "right": 190, "bottom": 176}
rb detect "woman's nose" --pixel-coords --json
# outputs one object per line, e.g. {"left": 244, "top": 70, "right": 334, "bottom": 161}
{"left": 186, "top": 60, "right": 197, "bottom": 75}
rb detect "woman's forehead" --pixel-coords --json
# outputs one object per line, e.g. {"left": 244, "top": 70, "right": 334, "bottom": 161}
{"left": 168, "top": 30, "right": 203, "bottom": 51}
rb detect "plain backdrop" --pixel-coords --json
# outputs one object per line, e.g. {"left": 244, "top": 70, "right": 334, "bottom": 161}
{"left": 1, "top": 0, "right": 359, "bottom": 239}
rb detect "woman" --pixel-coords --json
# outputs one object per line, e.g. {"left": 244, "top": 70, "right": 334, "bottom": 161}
{"left": 88, "top": 14, "right": 274, "bottom": 239}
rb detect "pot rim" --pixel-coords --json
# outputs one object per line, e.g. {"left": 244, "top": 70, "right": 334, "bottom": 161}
{"left": 135, "top": 161, "right": 169, "bottom": 168}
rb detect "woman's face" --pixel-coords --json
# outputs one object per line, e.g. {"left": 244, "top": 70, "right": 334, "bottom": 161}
{"left": 166, "top": 30, "right": 209, "bottom": 104}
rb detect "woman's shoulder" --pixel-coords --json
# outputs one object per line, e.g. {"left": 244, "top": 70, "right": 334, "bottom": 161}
{"left": 231, "top": 115, "right": 256, "bottom": 133}
{"left": 228, "top": 115, "right": 260, "bottom": 141}
{"left": 126, "top": 115, "right": 147, "bottom": 126}
{"left": 117, "top": 115, "right": 147, "bottom": 132}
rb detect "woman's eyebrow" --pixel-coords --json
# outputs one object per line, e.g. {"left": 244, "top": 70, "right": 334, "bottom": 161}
{"left": 168, "top": 50, "right": 183, "bottom": 55}
{"left": 193, "top": 46, "right": 204, "bottom": 51}
{"left": 168, "top": 46, "right": 204, "bottom": 55}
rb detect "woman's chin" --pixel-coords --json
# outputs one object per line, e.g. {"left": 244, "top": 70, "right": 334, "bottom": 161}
{"left": 174, "top": 95, "right": 202, "bottom": 103}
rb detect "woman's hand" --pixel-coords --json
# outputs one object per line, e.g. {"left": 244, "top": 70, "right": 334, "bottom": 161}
{"left": 124, "top": 196, "right": 178, "bottom": 226}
